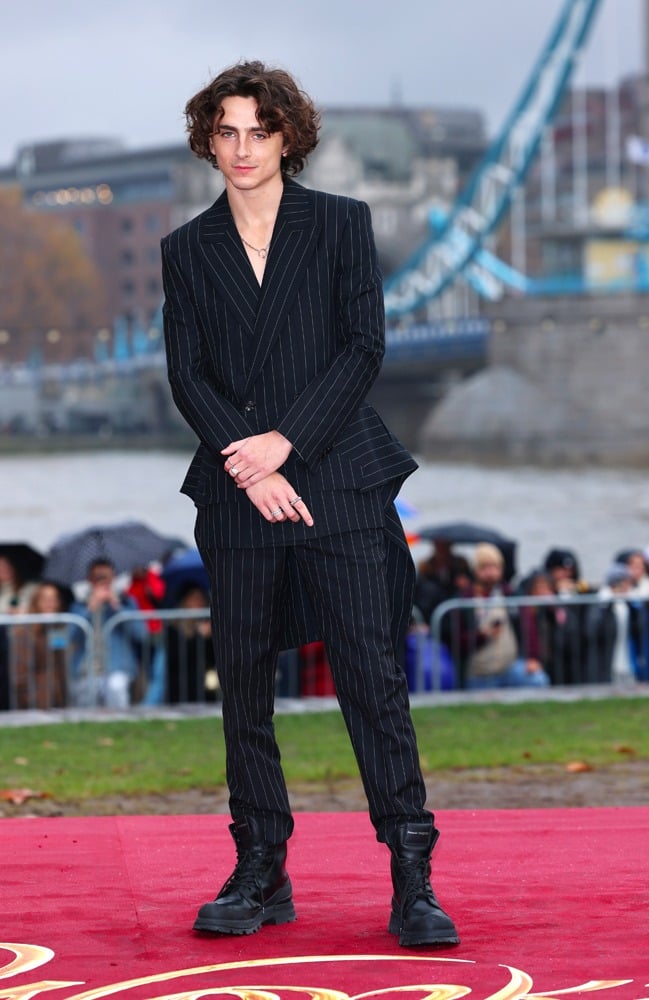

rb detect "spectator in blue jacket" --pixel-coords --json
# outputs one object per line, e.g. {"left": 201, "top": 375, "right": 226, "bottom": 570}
{"left": 70, "top": 559, "right": 147, "bottom": 707}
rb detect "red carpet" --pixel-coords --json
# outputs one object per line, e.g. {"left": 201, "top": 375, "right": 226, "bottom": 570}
{"left": 4, "top": 809, "right": 648, "bottom": 998}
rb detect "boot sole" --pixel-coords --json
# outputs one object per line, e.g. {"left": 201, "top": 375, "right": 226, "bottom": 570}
{"left": 388, "top": 913, "right": 460, "bottom": 947}
{"left": 193, "top": 900, "right": 297, "bottom": 935}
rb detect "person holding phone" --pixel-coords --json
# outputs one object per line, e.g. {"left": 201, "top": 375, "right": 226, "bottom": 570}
{"left": 463, "top": 544, "right": 550, "bottom": 690}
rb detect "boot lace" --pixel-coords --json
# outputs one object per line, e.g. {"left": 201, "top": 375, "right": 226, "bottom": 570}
{"left": 221, "top": 843, "right": 275, "bottom": 901}
{"left": 397, "top": 857, "right": 436, "bottom": 908}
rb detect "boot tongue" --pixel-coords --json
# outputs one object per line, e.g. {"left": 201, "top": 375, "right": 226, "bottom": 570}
{"left": 400, "top": 824, "right": 433, "bottom": 855}
{"left": 405, "top": 826, "right": 430, "bottom": 843}
{"left": 231, "top": 816, "right": 265, "bottom": 846}
{"left": 233, "top": 818, "right": 252, "bottom": 839}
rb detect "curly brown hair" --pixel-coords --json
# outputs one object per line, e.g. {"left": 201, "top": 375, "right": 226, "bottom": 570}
{"left": 184, "top": 60, "right": 320, "bottom": 177}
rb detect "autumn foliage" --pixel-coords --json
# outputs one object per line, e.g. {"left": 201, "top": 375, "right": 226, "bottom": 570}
{"left": 0, "top": 187, "right": 108, "bottom": 359}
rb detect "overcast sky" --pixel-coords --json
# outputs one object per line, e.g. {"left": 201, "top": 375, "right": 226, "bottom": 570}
{"left": 0, "top": 0, "right": 644, "bottom": 166}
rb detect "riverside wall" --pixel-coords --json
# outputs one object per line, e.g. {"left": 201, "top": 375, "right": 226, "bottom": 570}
{"left": 418, "top": 292, "right": 649, "bottom": 466}
{"left": 4, "top": 292, "right": 649, "bottom": 466}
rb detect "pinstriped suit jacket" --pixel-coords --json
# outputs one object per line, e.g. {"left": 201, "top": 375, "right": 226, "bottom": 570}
{"left": 161, "top": 179, "right": 417, "bottom": 647}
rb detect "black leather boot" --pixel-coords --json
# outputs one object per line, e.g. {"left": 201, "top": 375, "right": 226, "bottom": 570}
{"left": 387, "top": 821, "right": 460, "bottom": 947}
{"left": 193, "top": 816, "right": 296, "bottom": 935}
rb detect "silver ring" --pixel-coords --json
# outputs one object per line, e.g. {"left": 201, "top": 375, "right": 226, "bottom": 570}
{"left": 230, "top": 466, "right": 239, "bottom": 476}
{"left": 270, "top": 507, "right": 283, "bottom": 518}
{"left": 288, "top": 496, "right": 302, "bottom": 506}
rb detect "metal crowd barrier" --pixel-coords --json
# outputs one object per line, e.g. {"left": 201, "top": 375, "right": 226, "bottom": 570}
{"left": 424, "top": 592, "right": 649, "bottom": 691}
{"left": 0, "top": 608, "right": 305, "bottom": 711}
{"left": 3, "top": 591, "right": 648, "bottom": 710}
{"left": 0, "top": 612, "right": 95, "bottom": 711}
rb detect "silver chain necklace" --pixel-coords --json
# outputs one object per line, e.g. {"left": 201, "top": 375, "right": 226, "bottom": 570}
{"left": 240, "top": 235, "right": 270, "bottom": 260}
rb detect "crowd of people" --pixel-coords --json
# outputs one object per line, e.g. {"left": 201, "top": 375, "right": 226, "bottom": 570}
{"left": 411, "top": 540, "right": 649, "bottom": 690}
{"left": 2, "top": 535, "right": 649, "bottom": 710}
{"left": 0, "top": 551, "right": 219, "bottom": 710}
{"left": 0, "top": 548, "right": 330, "bottom": 710}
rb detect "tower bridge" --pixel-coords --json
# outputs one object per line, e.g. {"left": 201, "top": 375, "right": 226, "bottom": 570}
{"left": 376, "top": 0, "right": 649, "bottom": 463}
{"left": 4, "top": 0, "right": 648, "bottom": 462}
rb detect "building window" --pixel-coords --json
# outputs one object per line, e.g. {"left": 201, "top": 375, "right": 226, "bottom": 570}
{"left": 121, "top": 280, "right": 135, "bottom": 296}
{"left": 145, "top": 213, "right": 160, "bottom": 232}
{"left": 121, "top": 249, "right": 135, "bottom": 265}
{"left": 120, "top": 216, "right": 134, "bottom": 233}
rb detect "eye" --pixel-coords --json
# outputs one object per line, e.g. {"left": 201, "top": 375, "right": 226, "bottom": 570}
{"left": 252, "top": 131, "right": 269, "bottom": 141}
{"left": 217, "top": 129, "right": 236, "bottom": 140}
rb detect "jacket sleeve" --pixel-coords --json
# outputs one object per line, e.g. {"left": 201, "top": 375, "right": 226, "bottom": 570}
{"left": 161, "top": 237, "right": 254, "bottom": 456}
{"left": 275, "top": 199, "right": 385, "bottom": 468}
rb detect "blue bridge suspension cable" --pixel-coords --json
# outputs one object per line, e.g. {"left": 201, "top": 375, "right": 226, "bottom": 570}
{"left": 383, "top": 0, "right": 604, "bottom": 319}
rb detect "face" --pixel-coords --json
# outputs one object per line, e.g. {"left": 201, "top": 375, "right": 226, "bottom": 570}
{"left": 549, "top": 567, "right": 576, "bottom": 593}
{"left": 475, "top": 560, "right": 503, "bottom": 587}
{"left": 626, "top": 553, "right": 645, "bottom": 582}
{"left": 0, "top": 557, "right": 15, "bottom": 585}
{"left": 181, "top": 587, "right": 208, "bottom": 610}
{"left": 209, "top": 96, "right": 287, "bottom": 194}
{"left": 530, "top": 576, "right": 553, "bottom": 597}
{"left": 35, "top": 585, "right": 62, "bottom": 614}
{"left": 88, "top": 564, "right": 114, "bottom": 588}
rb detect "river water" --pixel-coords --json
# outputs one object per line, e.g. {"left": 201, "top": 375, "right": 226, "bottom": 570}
{"left": 2, "top": 448, "right": 649, "bottom": 585}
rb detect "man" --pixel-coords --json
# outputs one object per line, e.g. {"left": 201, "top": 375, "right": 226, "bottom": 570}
{"left": 70, "top": 559, "right": 147, "bottom": 708}
{"left": 161, "top": 60, "right": 458, "bottom": 947}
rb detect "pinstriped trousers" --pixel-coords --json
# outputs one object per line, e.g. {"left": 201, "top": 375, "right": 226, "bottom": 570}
{"left": 200, "top": 528, "right": 432, "bottom": 845}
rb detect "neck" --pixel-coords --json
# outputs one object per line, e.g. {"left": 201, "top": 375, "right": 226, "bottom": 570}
{"left": 226, "top": 176, "right": 284, "bottom": 233}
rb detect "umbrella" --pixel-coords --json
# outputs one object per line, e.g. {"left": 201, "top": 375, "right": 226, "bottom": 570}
{"left": 416, "top": 521, "right": 517, "bottom": 581}
{"left": 43, "top": 521, "right": 187, "bottom": 586}
{"left": 0, "top": 542, "right": 45, "bottom": 583}
{"left": 394, "top": 496, "right": 418, "bottom": 519}
{"left": 161, "top": 548, "right": 210, "bottom": 607}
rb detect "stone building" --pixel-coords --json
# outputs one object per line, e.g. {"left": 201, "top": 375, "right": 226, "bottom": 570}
{"left": 0, "top": 105, "right": 486, "bottom": 364}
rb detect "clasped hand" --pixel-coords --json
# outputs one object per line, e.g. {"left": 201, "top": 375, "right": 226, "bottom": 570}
{"left": 222, "top": 431, "right": 313, "bottom": 526}
{"left": 221, "top": 430, "right": 291, "bottom": 487}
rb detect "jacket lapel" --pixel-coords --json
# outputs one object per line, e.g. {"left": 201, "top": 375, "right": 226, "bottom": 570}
{"left": 244, "top": 180, "right": 322, "bottom": 393}
{"left": 198, "top": 190, "right": 259, "bottom": 335}
{"left": 197, "top": 181, "right": 323, "bottom": 389}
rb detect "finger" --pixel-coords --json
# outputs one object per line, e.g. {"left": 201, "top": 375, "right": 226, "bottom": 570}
{"left": 221, "top": 439, "right": 245, "bottom": 456}
{"left": 291, "top": 498, "right": 313, "bottom": 526}
{"left": 280, "top": 495, "right": 308, "bottom": 524}
{"left": 240, "top": 466, "right": 271, "bottom": 487}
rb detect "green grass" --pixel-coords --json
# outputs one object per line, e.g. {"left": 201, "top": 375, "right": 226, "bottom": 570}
{"left": 0, "top": 697, "right": 647, "bottom": 803}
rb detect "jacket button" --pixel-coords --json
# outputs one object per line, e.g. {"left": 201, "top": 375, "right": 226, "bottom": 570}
{"left": 244, "top": 401, "right": 256, "bottom": 413}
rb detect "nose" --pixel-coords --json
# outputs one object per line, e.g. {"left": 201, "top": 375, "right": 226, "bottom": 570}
{"left": 235, "top": 134, "right": 251, "bottom": 159}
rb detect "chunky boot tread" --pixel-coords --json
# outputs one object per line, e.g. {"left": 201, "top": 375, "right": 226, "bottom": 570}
{"left": 388, "top": 910, "right": 460, "bottom": 946}
{"left": 193, "top": 899, "right": 296, "bottom": 935}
